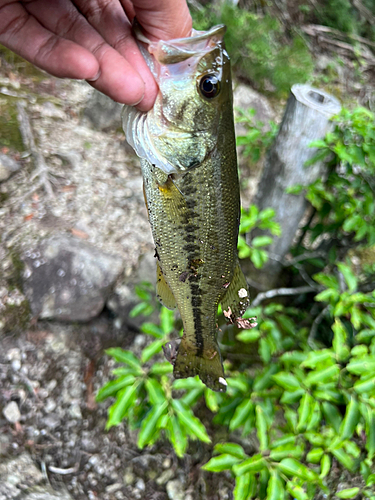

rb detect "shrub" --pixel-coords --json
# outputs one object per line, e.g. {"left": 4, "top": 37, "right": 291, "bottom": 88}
{"left": 98, "top": 106, "right": 375, "bottom": 498}
{"left": 191, "top": 3, "right": 314, "bottom": 95}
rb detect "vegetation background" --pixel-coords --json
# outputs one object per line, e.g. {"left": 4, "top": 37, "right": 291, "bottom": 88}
{"left": 0, "top": 1, "right": 375, "bottom": 499}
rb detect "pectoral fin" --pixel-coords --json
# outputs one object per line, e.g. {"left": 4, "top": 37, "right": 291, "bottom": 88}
{"left": 156, "top": 261, "right": 177, "bottom": 310}
{"left": 221, "top": 262, "right": 250, "bottom": 323}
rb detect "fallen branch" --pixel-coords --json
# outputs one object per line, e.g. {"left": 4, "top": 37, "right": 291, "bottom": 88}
{"left": 16, "top": 101, "right": 55, "bottom": 199}
{"left": 252, "top": 285, "right": 316, "bottom": 307}
{"left": 303, "top": 23, "right": 375, "bottom": 50}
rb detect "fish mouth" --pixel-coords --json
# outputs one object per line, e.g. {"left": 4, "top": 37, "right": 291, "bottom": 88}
{"left": 133, "top": 22, "right": 226, "bottom": 70}
{"left": 148, "top": 25, "right": 226, "bottom": 64}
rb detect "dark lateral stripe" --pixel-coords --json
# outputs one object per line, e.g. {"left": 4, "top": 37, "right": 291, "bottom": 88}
{"left": 192, "top": 306, "right": 204, "bottom": 357}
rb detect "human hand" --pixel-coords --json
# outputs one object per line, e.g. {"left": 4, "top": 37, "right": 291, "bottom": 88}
{"left": 0, "top": 0, "right": 192, "bottom": 110}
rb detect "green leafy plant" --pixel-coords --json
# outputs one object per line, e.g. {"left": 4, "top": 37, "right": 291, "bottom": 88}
{"left": 236, "top": 108, "right": 278, "bottom": 163}
{"left": 191, "top": 2, "right": 314, "bottom": 95}
{"left": 238, "top": 205, "right": 281, "bottom": 268}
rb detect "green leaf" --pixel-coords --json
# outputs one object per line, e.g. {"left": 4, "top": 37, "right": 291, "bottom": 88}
{"left": 230, "top": 398, "right": 253, "bottom": 431}
{"left": 259, "top": 337, "right": 271, "bottom": 363}
{"left": 337, "top": 263, "right": 357, "bottom": 292}
{"left": 297, "top": 393, "right": 314, "bottom": 432}
{"left": 331, "top": 448, "right": 354, "bottom": 471}
{"left": 145, "top": 378, "right": 166, "bottom": 405}
{"left": 233, "top": 473, "right": 252, "bottom": 500}
{"left": 286, "top": 483, "right": 308, "bottom": 500}
{"left": 256, "top": 405, "right": 269, "bottom": 451}
{"left": 305, "top": 364, "right": 340, "bottom": 387}
{"left": 336, "top": 488, "right": 360, "bottom": 499}
{"left": 168, "top": 414, "right": 187, "bottom": 457}
{"left": 105, "top": 348, "right": 142, "bottom": 371}
{"left": 333, "top": 318, "right": 349, "bottom": 361}
{"left": 149, "top": 362, "right": 173, "bottom": 375}
{"left": 322, "top": 402, "right": 342, "bottom": 433}
{"left": 302, "top": 349, "right": 335, "bottom": 368}
{"left": 270, "top": 445, "right": 304, "bottom": 461}
{"left": 129, "top": 302, "right": 153, "bottom": 317}
{"left": 306, "top": 447, "right": 324, "bottom": 464}
{"left": 252, "top": 235, "right": 273, "bottom": 248}
{"left": 233, "top": 454, "right": 265, "bottom": 476}
{"left": 138, "top": 401, "right": 168, "bottom": 448}
{"left": 267, "top": 471, "right": 284, "bottom": 500}
{"left": 285, "top": 184, "right": 304, "bottom": 195}
{"left": 141, "top": 339, "right": 164, "bottom": 363}
{"left": 272, "top": 372, "right": 301, "bottom": 391}
{"left": 214, "top": 443, "right": 247, "bottom": 459}
{"left": 277, "top": 458, "right": 317, "bottom": 481}
{"left": 354, "top": 376, "right": 375, "bottom": 395}
{"left": 141, "top": 322, "right": 164, "bottom": 338}
{"left": 172, "top": 399, "right": 211, "bottom": 443}
{"left": 202, "top": 454, "right": 242, "bottom": 472}
{"left": 346, "top": 357, "right": 375, "bottom": 375}
{"left": 106, "top": 384, "right": 137, "bottom": 429}
{"left": 205, "top": 389, "right": 220, "bottom": 413}
{"left": 160, "top": 307, "right": 175, "bottom": 334}
{"left": 96, "top": 375, "right": 136, "bottom": 402}
{"left": 339, "top": 396, "right": 359, "bottom": 440}
{"left": 236, "top": 329, "right": 261, "bottom": 343}
{"left": 320, "top": 454, "right": 331, "bottom": 478}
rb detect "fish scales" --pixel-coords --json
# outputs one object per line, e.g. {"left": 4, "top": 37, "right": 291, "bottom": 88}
{"left": 123, "top": 24, "right": 250, "bottom": 391}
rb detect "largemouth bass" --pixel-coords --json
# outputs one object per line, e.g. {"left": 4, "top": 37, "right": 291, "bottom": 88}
{"left": 123, "top": 24, "right": 251, "bottom": 392}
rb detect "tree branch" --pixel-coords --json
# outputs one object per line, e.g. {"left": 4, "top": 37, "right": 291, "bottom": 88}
{"left": 252, "top": 286, "right": 316, "bottom": 307}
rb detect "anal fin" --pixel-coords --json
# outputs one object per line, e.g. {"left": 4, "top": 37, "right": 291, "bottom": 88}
{"left": 221, "top": 262, "right": 250, "bottom": 322}
{"left": 156, "top": 261, "right": 177, "bottom": 310}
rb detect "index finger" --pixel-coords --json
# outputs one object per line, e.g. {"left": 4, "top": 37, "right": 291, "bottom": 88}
{"left": 0, "top": 2, "right": 99, "bottom": 80}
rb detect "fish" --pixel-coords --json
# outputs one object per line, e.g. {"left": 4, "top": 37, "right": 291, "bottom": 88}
{"left": 122, "top": 24, "right": 251, "bottom": 392}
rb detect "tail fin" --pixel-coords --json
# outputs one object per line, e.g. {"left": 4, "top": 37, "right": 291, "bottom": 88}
{"left": 173, "top": 340, "right": 227, "bottom": 392}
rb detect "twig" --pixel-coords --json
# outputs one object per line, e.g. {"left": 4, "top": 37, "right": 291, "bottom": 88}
{"left": 303, "top": 23, "right": 375, "bottom": 49}
{"left": 252, "top": 286, "right": 315, "bottom": 307}
{"left": 16, "top": 101, "right": 55, "bottom": 199}
{"left": 48, "top": 464, "right": 79, "bottom": 475}
{"left": 352, "top": 0, "right": 375, "bottom": 26}
{"left": 308, "top": 305, "right": 330, "bottom": 348}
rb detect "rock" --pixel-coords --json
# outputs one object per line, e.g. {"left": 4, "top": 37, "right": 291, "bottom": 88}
{"left": 22, "top": 235, "right": 124, "bottom": 321}
{"left": 22, "top": 486, "right": 73, "bottom": 500}
{"left": 233, "top": 83, "right": 276, "bottom": 135}
{"left": 83, "top": 90, "right": 123, "bottom": 131}
{"left": 166, "top": 479, "right": 185, "bottom": 500}
{"left": 0, "top": 453, "right": 43, "bottom": 495}
{"left": 3, "top": 401, "right": 21, "bottom": 423}
{"left": 0, "top": 153, "right": 21, "bottom": 182}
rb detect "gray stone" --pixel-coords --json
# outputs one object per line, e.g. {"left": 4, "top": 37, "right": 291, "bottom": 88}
{"left": 166, "top": 479, "right": 185, "bottom": 500}
{"left": 0, "top": 453, "right": 43, "bottom": 494}
{"left": 83, "top": 90, "right": 123, "bottom": 131}
{"left": 22, "top": 486, "right": 73, "bottom": 500}
{"left": 0, "top": 153, "right": 21, "bottom": 182}
{"left": 233, "top": 83, "right": 276, "bottom": 135}
{"left": 3, "top": 401, "right": 21, "bottom": 424}
{"left": 22, "top": 235, "right": 124, "bottom": 321}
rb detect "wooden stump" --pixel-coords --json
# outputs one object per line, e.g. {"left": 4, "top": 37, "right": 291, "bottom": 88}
{"left": 250, "top": 84, "right": 341, "bottom": 289}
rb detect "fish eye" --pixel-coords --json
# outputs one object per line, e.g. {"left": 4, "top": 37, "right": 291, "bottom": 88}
{"left": 198, "top": 74, "right": 220, "bottom": 99}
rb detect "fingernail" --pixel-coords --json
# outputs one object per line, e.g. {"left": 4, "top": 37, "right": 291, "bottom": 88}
{"left": 86, "top": 70, "right": 101, "bottom": 82}
{"left": 131, "top": 92, "right": 145, "bottom": 107}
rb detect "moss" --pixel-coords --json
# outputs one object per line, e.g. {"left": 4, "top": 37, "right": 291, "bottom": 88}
{"left": 0, "top": 192, "right": 10, "bottom": 206}
{"left": 0, "top": 95, "right": 23, "bottom": 150}
{"left": 7, "top": 250, "right": 25, "bottom": 291}
{"left": 0, "top": 300, "right": 31, "bottom": 336}
{"left": 0, "top": 46, "right": 45, "bottom": 80}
